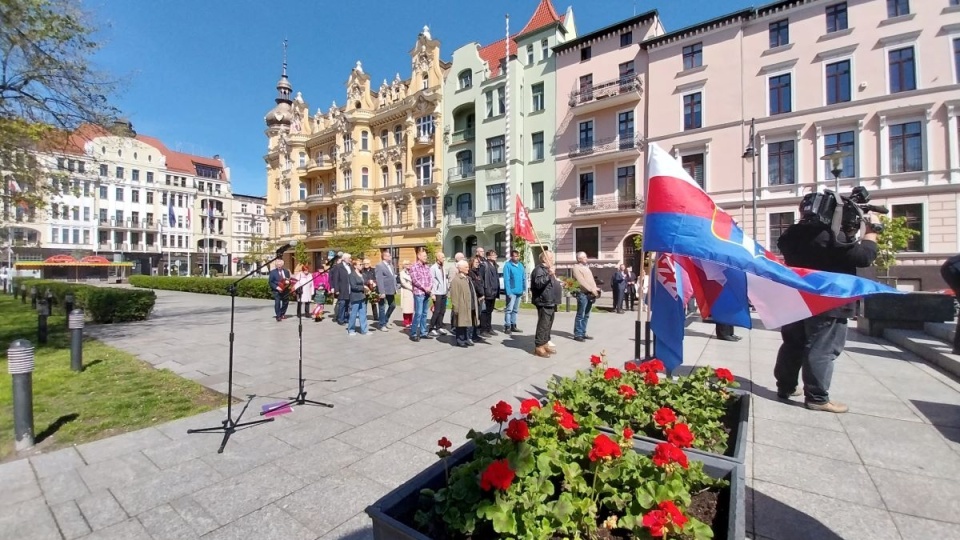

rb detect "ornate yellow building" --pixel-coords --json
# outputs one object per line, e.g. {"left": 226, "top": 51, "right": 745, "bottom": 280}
{"left": 264, "top": 28, "right": 448, "bottom": 267}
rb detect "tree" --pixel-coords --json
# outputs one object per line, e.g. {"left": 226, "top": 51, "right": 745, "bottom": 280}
{"left": 243, "top": 234, "right": 273, "bottom": 270}
{"left": 1, "top": 0, "right": 119, "bottom": 216}
{"left": 874, "top": 215, "right": 919, "bottom": 277}
{"left": 421, "top": 236, "right": 440, "bottom": 264}
{"left": 329, "top": 203, "right": 382, "bottom": 260}
{"left": 293, "top": 240, "right": 309, "bottom": 267}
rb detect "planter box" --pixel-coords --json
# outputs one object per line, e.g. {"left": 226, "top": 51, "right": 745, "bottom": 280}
{"left": 366, "top": 439, "right": 746, "bottom": 540}
{"left": 858, "top": 292, "right": 956, "bottom": 337}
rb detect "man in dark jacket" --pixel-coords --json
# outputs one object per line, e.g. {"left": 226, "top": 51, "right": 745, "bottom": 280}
{"left": 267, "top": 260, "right": 290, "bottom": 321}
{"left": 774, "top": 212, "right": 879, "bottom": 413}
{"left": 940, "top": 254, "right": 960, "bottom": 354}
{"left": 530, "top": 251, "right": 558, "bottom": 358}
{"left": 480, "top": 249, "right": 500, "bottom": 335}
{"left": 329, "top": 253, "right": 353, "bottom": 325}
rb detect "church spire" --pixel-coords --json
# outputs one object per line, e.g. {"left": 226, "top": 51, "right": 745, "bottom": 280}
{"left": 275, "top": 39, "right": 292, "bottom": 105}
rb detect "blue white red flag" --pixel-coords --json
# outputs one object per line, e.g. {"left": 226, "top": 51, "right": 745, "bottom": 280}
{"left": 675, "top": 256, "right": 752, "bottom": 329}
{"left": 643, "top": 143, "right": 896, "bottom": 330}
{"left": 650, "top": 253, "right": 692, "bottom": 374}
{"left": 167, "top": 197, "right": 175, "bottom": 227}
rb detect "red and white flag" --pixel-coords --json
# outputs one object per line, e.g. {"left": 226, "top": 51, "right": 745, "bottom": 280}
{"left": 514, "top": 195, "right": 535, "bottom": 242}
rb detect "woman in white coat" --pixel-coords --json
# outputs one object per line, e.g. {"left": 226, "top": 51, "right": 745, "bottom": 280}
{"left": 294, "top": 263, "right": 315, "bottom": 318}
{"left": 399, "top": 260, "right": 414, "bottom": 329}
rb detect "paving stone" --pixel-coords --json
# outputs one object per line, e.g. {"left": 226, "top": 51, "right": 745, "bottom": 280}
{"left": 326, "top": 399, "right": 393, "bottom": 426}
{"left": 50, "top": 500, "right": 91, "bottom": 539}
{"left": 891, "top": 512, "right": 960, "bottom": 540}
{"left": 190, "top": 463, "right": 304, "bottom": 525}
{"left": 319, "top": 511, "right": 374, "bottom": 540}
{"left": 202, "top": 503, "right": 316, "bottom": 540}
{"left": 80, "top": 518, "right": 152, "bottom": 540}
{"left": 348, "top": 441, "right": 439, "bottom": 489}
{"left": 402, "top": 420, "right": 474, "bottom": 453}
{"left": 276, "top": 437, "right": 369, "bottom": 484}
{"left": 271, "top": 415, "right": 353, "bottom": 449}
{"left": 111, "top": 459, "right": 223, "bottom": 516}
{"left": 751, "top": 398, "right": 845, "bottom": 432}
{"left": 0, "top": 457, "right": 41, "bottom": 505}
{"left": 169, "top": 496, "right": 220, "bottom": 536}
{"left": 141, "top": 434, "right": 216, "bottom": 470}
{"left": 75, "top": 428, "right": 172, "bottom": 464}
{"left": 277, "top": 471, "right": 390, "bottom": 537}
{"left": 0, "top": 496, "right": 60, "bottom": 540}
{"left": 29, "top": 447, "right": 86, "bottom": 479}
{"left": 336, "top": 416, "right": 422, "bottom": 453}
{"left": 752, "top": 417, "right": 860, "bottom": 464}
{"left": 75, "top": 489, "right": 127, "bottom": 531}
{"left": 840, "top": 413, "right": 960, "bottom": 480}
{"left": 381, "top": 400, "right": 452, "bottom": 430}
{"left": 870, "top": 466, "right": 960, "bottom": 523}
{"left": 39, "top": 469, "right": 89, "bottom": 505}
{"left": 79, "top": 451, "right": 160, "bottom": 491}
{"left": 134, "top": 503, "right": 200, "bottom": 540}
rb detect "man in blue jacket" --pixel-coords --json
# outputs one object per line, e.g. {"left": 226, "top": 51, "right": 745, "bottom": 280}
{"left": 503, "top": 249, "right": 525, "bottom": 334}
{"left": 267, "top": 260, "right": 290, "bottom": 322}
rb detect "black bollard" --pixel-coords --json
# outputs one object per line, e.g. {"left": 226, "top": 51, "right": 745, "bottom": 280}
{"left": 20, "top": 284, "right": 26, "bottom": 303}
{"left": 565, "top": 295, "right": 572, "bottom": 313}
{"left": 64, "top": 294, "right": 75, "bottom": 318}
{"left": 8, "top": 339, "right": 35, "bottom": 451}
{"left": 37, "top": 300, "right": 49, "bottom": 345}
{"left": 69, "top": 309, "right": 84, "bottom": 372}
{"left": 30, "top": 286, "right": 37, "bottom": 309}
{"left": 45, "top": 290, "right": 54, "bottom": 310}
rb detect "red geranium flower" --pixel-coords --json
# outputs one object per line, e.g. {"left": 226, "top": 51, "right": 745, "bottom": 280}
{"left": 624, "top": 361, "right": 640, "bottom": 372}
{"left": 642, "top": 501, "right": 688, "bottom": 537}
{"left": 666, "top": 423, "right": 695, "bottom": 448}
{"left": 639, "top": 359, "right": 665, "bottom": 373}
{"left": 658, "top": 500, "right": 688, "bottom": 528}
{"left": 505, "top": 418, "right": 530, "bottom": 443}
{"left": 644, "top": 370, "right": 660, "bottom": 385}
{"left": 437, "top": 437, "right": 452, "bottom": 449}
{"left": 490, "top": 400, "right": 513, "bottom": 423}
{"left": 588, "top": 433, "right": 622, "bottom": 461}
{"left": 618, "top": 384, "right": 637, "bottom": 399}
{"left": 623, "top": 426, "right": 634, "bottom": 439}
{"left": 520, "top": 398, "right": 541, "bottom": 415}
{"left": 590, "top": 355, "right": 603, "bottom": 366}
{"left": 604, "top": 368, "right": 622, "bottom": 380}
{"left": 715, "top": 367, "right": 735, "bottom": 383}
{"left": 653, "top": 407, "right": 677, "bottom": 427}
{"left": 557, "top": 410, "right": 579, "bottom": 431}
{"left": 652, "top": 442, "right": 689, "bottom": 469}
{"left": 479, "top": 459, "right": 515, "bottom": 491}
{"left": 553, "top": 401, "right": 569, "bottom": 415}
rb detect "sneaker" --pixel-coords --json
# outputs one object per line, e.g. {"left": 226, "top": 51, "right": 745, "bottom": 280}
{"left": 438, "top": 328, "right": 448, "bottom": 336}
{"left": 805, "top": 401, "right": 848, "bottom": 413}
{"left": 348, "top": 332, "right": 357, "bottom": 336}
{"left": 777, "top": 388, "right": 803, "bottom": 400}
{"left": 428, "top": 330, "right": 439, "bottom": 337}
{"left": 547, "top": 340, "right": 556, "bottom": 348}
{"left": 380, "top": 327, "right": 390, "bottom": 332}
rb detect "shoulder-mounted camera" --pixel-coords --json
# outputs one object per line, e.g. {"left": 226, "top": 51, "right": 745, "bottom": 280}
{"left": 798, "top": 186, "right": 887, "bottom": 245}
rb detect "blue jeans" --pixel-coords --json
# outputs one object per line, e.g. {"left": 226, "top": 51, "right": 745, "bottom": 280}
{"left": 574, "top": 293, "right": 594, "bottom": 338}
{"left": 504, "top": 294, "right": 521, "bottom": 327}
{"left": 378, "top": 295, "right": 396, "bottom": 327}
{"left": 348, "top": 300, "right": 368, "bottom": 334}
{"left": 412, "top": 294, "right": 430, "bottom": 338}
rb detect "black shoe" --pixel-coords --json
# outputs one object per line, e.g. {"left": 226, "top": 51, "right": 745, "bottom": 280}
{"left": 574, "top": 336, "right": 585, "bottom": 342}
{"left": 411, "top": 336, "right": 421, "bottom": 342}
{"left": 511, "top": 325, "right": 521, "bottom": 333}
{"left": 584, "top": 335, "right": 594, "bottom": 340}
{"left": 504, "top": 326, "right": 512, "bottom": 335}
{"left": 276, "top": 317, "right": 282, "bottom": 322}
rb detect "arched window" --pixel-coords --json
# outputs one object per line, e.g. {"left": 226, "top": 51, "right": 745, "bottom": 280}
{"left": 422, "top": 73, "right": 429, "bottom": 90}
{"left": 360, "top": 205, "right": 369, "bottom": 225}
{"left": 299, "top": 215, "right": 307, "bottom": 233}
{"left": 361, "top": 131, "right": 369, "bottom": 151}
{"left": 316, "top": 181, "right": 323, "bottom": 196}
{"left": 456, "top": 193, "right": 472, "bottom": 217}
{"left": 458, "top": 70, "right": 472, "bottom": 89}
{"left": 361, "top": 167, "right": 369, "bottom": 188}
{"left": 456, "top": 150, "right": 473, "bottom": 176}
{"left": 394, "top": 125, "right": 403, "bottom": 145}
{"left": 453, "top": 236, "right": 463, "bottom": 254}
{"left": 299, "top": 183, "right": 306, "bottom": 200}
{"left": 344, "top": 169, "right": 353, "bottom": 190}
{"left": 465, "top": 235, "right": 478, "bottom": 255}
{"left": 380, "top": 129, "right": 389, "bottom": 148}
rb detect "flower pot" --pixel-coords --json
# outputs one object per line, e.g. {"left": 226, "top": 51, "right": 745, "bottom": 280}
{"left": 365, "top": 439, "right": 746, "bottom": 540}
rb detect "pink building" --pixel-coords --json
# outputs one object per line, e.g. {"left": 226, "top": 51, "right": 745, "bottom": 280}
{"left": 555, "top": 0, "right": 960, "bottom": 289}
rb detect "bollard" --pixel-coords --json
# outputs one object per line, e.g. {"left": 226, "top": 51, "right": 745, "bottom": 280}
{"left": 20, "top": 284, "right": 26, "bottom": 303}
{"left": 69, "top": 309, "right": 84, "bottom": 372}
{"left": 64, "top": 294, "right": 75, "bottom": 318}
{"left": 45, "top": 290, "right": 54, "bottom": 309}
{"left": 8, "top": 339, "right": 35, "bottom": 451}
{"left": 30, "top": 286, "right": 37, "bottom": 309}
{"left": 37, "top": 299, "right": 49, "bottom": 345}
{"left": 565, "top": 295, "right": 572, "bottom": 313}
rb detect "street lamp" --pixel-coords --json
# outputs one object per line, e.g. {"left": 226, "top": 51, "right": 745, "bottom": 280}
{"left": 820, "top": 149, "right": 850, "bottom": 193}
{"left": 742, "top": 118, "right": 758, "bottom": 238}
{"left": 390, "top": 195, "right": 407, "bottom": 270}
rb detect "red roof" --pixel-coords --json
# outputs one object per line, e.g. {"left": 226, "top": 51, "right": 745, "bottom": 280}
{"left": 134, "top": 134, "right": 226, "bottom": 178}
{"left": 480, "top": 0, "right": 565, "bottom": 77}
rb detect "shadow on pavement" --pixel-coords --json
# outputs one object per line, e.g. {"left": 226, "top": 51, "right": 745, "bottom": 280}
{"left": 910, "top": 400, "right": 960, "bottom": 433}
{"left": 749, "top": 486, "right": 844, "bottom": 540}
{"left": 843, "top": 345, "right": 911, "bottom": 360}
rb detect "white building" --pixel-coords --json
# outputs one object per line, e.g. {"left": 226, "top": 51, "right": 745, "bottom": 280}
{"left": 230, "top": 193, "right": 268, "bottom": 274}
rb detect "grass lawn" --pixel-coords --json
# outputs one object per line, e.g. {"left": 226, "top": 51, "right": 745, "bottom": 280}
{"left": 0, "top": 294, "right": 224, "bottom": 461}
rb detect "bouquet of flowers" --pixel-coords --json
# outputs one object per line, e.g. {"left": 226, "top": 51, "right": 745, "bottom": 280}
{"left": 365, "top": 280, "right": 380, "bottom": 304}
{"left": 279, "top": 277, "right": 297, "bottom": 300}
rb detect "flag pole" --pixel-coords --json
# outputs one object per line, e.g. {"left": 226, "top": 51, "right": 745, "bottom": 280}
{"left": 636, "top": 147, "right": 652, "bottom": 361}
{"left": 504, "top": 13, "right": 512, "bottom": 256}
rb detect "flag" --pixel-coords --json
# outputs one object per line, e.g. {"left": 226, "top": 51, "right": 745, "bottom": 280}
{"left": 650, "top": 254, "right": 692, "bottom": 374}
{"left": 186, "top": 208, "right": 191, "bottom": 228}
{"left": 675, "top": 256, "right": 752, "bottom": 329}
{"left": 7, "top": 178, "right": 21, "bottom": 193}
{"left": 514, "top": 195, "right": 535, "bottom": 242}
{"left": 167, "top": 197, "right": 175, "bottom": 227}
{"left": 643, "top": 143, "right": 897, "bottom": 330}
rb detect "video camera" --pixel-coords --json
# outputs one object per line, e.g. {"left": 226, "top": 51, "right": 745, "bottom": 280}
{"left": 798, "top": 186, "right": 888, "bottom": 244}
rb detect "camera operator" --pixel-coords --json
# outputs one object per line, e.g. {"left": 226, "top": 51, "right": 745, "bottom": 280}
{"left": 774, "top": 197, "right": 881, "bottom": 414}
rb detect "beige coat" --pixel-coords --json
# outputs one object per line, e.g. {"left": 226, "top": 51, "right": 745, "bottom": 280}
{"left": 449, "top": 272, "right": 479, "bottom": 328}
{"left": 399, "top": 269, "right": 414, "bottom": 314}
{"left": 572, "top": 263, "right": 601, "bottom": 296}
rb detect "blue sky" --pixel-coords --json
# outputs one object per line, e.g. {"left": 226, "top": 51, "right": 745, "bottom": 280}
{"left": 87, "top": 0, "right": 754, "bottom": 196}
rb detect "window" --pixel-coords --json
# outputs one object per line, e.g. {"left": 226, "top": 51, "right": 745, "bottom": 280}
{"left": 395, "top": 163, "right": 403, "bottom": 185}
{"left": 581, "top": 46, "right": 592, "bottom": 61}
{"left": 578, "top": 120, "right": 594, "bottom": 149}
{"left": 456, "top": 193, "right": 473, "bottom": 217}
{"left": 52, "top": 205, "right": 59, "bottom": 219}
{"left": 83, "top": 207, "right": 90, "bottom": 221}
{"left": 955, "top": 38, "right": 960, "bottom": 82}
{"left": 499, "top": 58, "right": 507, "bottom": 74}
{"left": 768, "top": 141, "right": 796, "bottom": 185}
{"left": 682, "top": 154, "right": 705, "bottom": 189}
{"left": 115, "top": 187, "right": 124, "bottom": 201}
{"left": 887, "top": 0, "right": 909, "bottom": 18}
{"left": 131, "top": 189, "right": 140, "bottom": 203}
{"left": 575, "top": 227, "right": 599, "bottom": 259}
{"left": 619, "top": 61, "right": 635, "bottom": 82}
{"left": 116, "top": 166, "right": 124, "bottom": 179}
{"left": 146, "top": 191, "right": 154, "bottom": 204}
{"left": 51, "top": 227, "right": 59, "bottom": 242}
{"left": 497, "top": 86, "right": 505, "bottom": 115}
{"left": 769, "top": 212, "right": 795, "bottom": 254}
{"left": 344, "top": 137, "right": 353, "bottom": 153}
{"left": 487, "top": 183, "right": 506, "bottom": 212}
{"left": 416, "top": 115, "right": 435, "bottom": 138}
{"left": 531, "top": 132, "right": 544, "bottom": 161}
{"left": 620, "top": 32, "right": 633, "bottom": 47}
{"left": 579, "top": 172, "right": 594, "bottom": 205}
{"left": 299, "top": 183, "right": 307, "bottom": 199}
{"left": 494, "top": 231, "right": 506, "bottom": 256}
{"left": 415, "top": 157, "right": 432, "bottom": 185}
{"left": 361, "top": 131, "right": 369, "bottom": 150}
{"left": 531, "top": 83, "right": 544, "bottom": 111}
{"left": 617, "top": 166, "right": 636, "bottom": 205}
{"left": 394, "top": 125, "right": 403, "bottom": 145}
{"left": 825, "top": 60, "right": 851, "bottom": 104}
{"left": 146, "top": 172, "right": 153, "bottom": 183}
{"left": 57, "top": 157, "right": 65, "bottom": 170}
{"left": 72, "top": 229, "right": 79, "bottom": 244}
{"left": 99, "top": 209, "right": 107, "bottom": 223}
{"left": 823, "top": 131, "right": 856, "bottom": 178}
{"left": 526, "top": 44, "right": 534, "bottom": 64}
{"left": 579, "top": 74, "right": 593, "bottom": 94}
{"left": 618, "top": 111, "right": 635, "bottom": 147}
{"left": 99, "top": 164, "right": 107, "bottom": 177}
{"left": 888, "top": 46, "right": 916, "bottom": 93}
{"left": 683, "top": 93, "right": 702, "bottom": 130}
{"left": 826, "top": 3, "right": 848, "bottom": 33}
{"left": 360, "top": 205, "right": 369, "bottom": 226}
{"left": 417, "top": 197, "right": 437, "bottom": 228}
{"left": 769, "top": 74, "right": 792, "bottom": 115}
{"left": 485, "top": 91, "right": 494, "bottom": 118}
{"left": 541, "top": 39, "right": 549, "bottom": 59}
{"left": 458, "top": 69, "right": 472, "bottom": 90}
{"left": 83, "top": 181, "right": 90, "bottom": 196}
{"left": 361, "top": 167, "right": 370, "bottom": 188}
{"left": 531, "top": 182, "right": 544, "bottom": 210}
{"left": 99, "top": 185, "right": 107, "bottom": 199}
{"left": 892, "top": 204, "right": 923, "bottom": 251}
{"left": 889, "top": 121, "right": 922, "bottom": 173}
{"left": 344, "top": 169, "right": 353, "bottom": 190}
{"left": 131, "top": 169, "right": 140, "bottom": 182}
{"left": 682, "top": 43, "right": 703, "bottom": 70}
{"left": 769, "top": 20, "right": 789, "bottom": 49}
{"left": 84, "top": 230, "right": 90, "bottom": 245}
{"left": 487, "top": 136, "right": 505, "bottom": 163}
{"left": 381, "top": 167, "right": 389, "bottom": 188}
{"left": 422, "top": 74, "right": 429, "bottom": 90}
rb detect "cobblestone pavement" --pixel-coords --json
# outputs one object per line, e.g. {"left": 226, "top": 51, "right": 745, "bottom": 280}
{"left": 2, "top": 290, "right": 959, "bottom": 539}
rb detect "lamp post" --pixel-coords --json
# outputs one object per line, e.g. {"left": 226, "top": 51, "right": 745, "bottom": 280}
{"left": 391, "top": 195, "right": 407, "bottom": 270}
{"left": 820, "top": 149, "right": 850, "bottom": 192}
{"left": 742, "top": 118, "right": 758, "bottom": 238}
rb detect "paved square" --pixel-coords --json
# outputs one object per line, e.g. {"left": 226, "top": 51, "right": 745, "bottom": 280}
{"left": 2, "top": 289, "right": 960, "bottom": 539}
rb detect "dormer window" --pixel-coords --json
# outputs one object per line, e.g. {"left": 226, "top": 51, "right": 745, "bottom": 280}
{"left": 422, "top": 74, "right": 429, "bottom": 90}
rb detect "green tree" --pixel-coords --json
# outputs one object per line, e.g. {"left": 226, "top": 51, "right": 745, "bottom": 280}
{"left": 243, "top": 234, "right": 273, "bottom": 269}
{"left": 329, "top": 203, "right": 382, "bottom": 260}
{"left": 874, "top": 215, "right": 919, "bottom": 276}
{"left": 293, "top": 240, "right": 309, "bottom": 267}
{"left": 0, "top": 0, "right": 119, "bottom": 219}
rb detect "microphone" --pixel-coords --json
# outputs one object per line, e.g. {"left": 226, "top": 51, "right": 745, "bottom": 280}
{"left": 862, "top": 204, "right": 889, "bottom": 215}
{"left": 275, "top": 239, "right": 299, "bottom": 256}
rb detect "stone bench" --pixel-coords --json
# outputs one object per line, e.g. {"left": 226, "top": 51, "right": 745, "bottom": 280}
{"left": 857, "top": 292, "right": 957, "bottom": 337}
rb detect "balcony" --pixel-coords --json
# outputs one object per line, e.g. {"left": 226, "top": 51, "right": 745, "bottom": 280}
{"left": 450, "top": 127, "right": 475, "bottom": 144}
{"left": 98, "top": 218, "right": 158, "bottom": 230}
{"left": 447, "top": 164, "right": 476, "bottom": 184}
{"left": 373, "top": 144, "right": 405, "bottom": 166}
{"left": 304, "top": 157, "right": 335, "bottom": 176}
{"left": 412, "top": 131, "right": 435, "bottom": 148}
{"left": 568, "top": 195, "right": 644, "bottom": 217}
{"left": 413, "top": 218, "right": 441, "bottom": 230}
{"left": 444, "top": 212, "right": 476, "bottom": 228}
{"left": 569, "top": 75, "right": 643, "bottom": 114}
{"left": 304, "top": 193, "right": 335, "bottom": 208}
{"left": 475, "top": 211, "right": 506, "bottom": 231}
{"left": 568, "top": 133, "right": 644, "bottom": 165}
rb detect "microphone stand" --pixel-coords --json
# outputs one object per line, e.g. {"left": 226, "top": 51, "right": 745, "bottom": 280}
{"left": 261, "top": 273, "right": 334, "bottom": 416}
{"left": 187, "top": 251, "right": 285, "bottom": 453}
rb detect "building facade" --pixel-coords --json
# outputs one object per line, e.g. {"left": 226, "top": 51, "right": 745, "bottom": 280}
{"left": 230, "top": 193, "right": 268, "bottom": 274}
{"left": 441, "top": 0, "right": 576, "bottom": 262}
{"left": 264, "top": 28, "right": 448, "bottom": 268}
{"left": 5, "top": 122, "right": 233, "bottom": 276}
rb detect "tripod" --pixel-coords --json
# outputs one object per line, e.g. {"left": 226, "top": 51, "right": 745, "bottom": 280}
{"left": 187, "top": 254, "right": 281, "bottom": 453}
{"left": 261, "top": 274, "right": 334, "bottom": 416}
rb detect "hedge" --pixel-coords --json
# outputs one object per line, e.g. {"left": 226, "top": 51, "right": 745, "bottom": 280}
{"left": 129, "top": 275, "right": 273, "bottom": 299}
{"left": 9, "top": 278, "right": 156, "bottom": 323}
